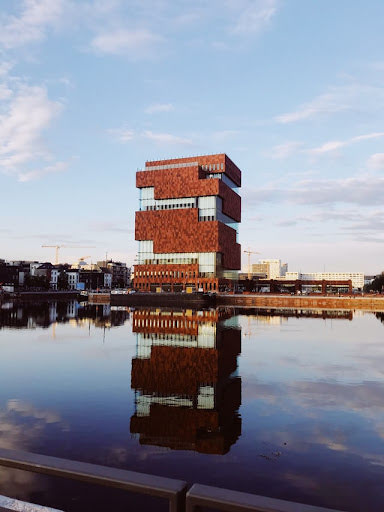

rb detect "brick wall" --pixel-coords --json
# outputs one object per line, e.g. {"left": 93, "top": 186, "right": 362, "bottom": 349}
{"left": 135, "top": 209, "right": 240, "bottom": 269}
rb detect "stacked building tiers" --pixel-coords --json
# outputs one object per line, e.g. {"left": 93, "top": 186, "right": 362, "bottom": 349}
{"left": 134, "top": 154, "right": 242, "bottom": 292}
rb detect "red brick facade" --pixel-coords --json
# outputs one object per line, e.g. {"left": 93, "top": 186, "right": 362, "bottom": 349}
{"left": 134, "top": 153, "right": 241, "bottom": 292}
{"left": 136, "top": 165, "right": 241, "bottom": 222}
{"left": 144, "top": 153, "right": 241, "bottom": 186}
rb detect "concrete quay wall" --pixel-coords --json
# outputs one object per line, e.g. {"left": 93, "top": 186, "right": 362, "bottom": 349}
{"left": 5, "top": 291, "right": 81, "bottom": 301}
{"left": 216, "top": 294, "right": 384, "bottom": 312}
{"left": 111, "top": 292, "right": 214, "bottom": 307}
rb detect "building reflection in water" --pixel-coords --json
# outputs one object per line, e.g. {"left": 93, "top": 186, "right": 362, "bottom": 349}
{"left": 0, "top": 301, "right": 130, "bottom": 330}
{"left": 130, "top": 308, "right": 242, "bottom": 454}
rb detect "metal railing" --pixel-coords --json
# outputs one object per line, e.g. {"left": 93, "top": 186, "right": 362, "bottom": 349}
{"left": 0, "top": 448, "right": 186, "bottom": 512}
{"left": 0, "top": 448, "right": 347, "bottom": 512}
{"left": 186, "top": 484, "right": 345, "bottom": 512}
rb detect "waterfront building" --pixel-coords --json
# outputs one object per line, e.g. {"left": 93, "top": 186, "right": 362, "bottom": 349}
{"left": 250, "top": 262, "right": 269, "bottom": 278}
{"left": 285, "top": 271, "right": 364, "bottom": 290}
{"left": 78, "top": 269, "right": 112, "bottom": 290}
{"left": 97, "top": 260, "right": 131, "bottom": 287}
{"left": 66, "top": 269, "right": 80, "bottom": 290}
{"left": 252, "top": 259, "right": 285, "bottom": 279}
{"left": 0, "top": 262, "right": 18, "bottom": 290}
{"left": 34, "top": 262, "right": 53, "bottom": 279}
{"left": 134, "top": 154, "right": 242, "bottom": 292}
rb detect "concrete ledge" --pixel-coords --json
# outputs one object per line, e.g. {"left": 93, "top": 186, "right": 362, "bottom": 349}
{"left": 0, "top": 448, "right": 187, "bottom": 512}
{"left": 0, "top": 450, "right": 351, "bottom": 512}
{"left": 111, "top": 292, "right": 214, "bottom": 307}
{"left": 186, "top": 484, "right": 345, "bottom": 512}
{"left": 0, "top": 495, "right": 63, "bottom": 512}
{"left": 216, "top": 294, "right": 384, "bottom": 312}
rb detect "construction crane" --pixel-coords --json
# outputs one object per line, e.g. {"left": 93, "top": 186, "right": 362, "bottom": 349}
{"left": 42, "top": 245, "right": 96, "bottom": 265}
{"left": 243, "top": 248, "right": 260, "bottom": 280}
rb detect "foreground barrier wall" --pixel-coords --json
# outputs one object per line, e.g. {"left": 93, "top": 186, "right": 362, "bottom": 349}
{"left": 0, "top": 448, "right": 345, "bottom": 512}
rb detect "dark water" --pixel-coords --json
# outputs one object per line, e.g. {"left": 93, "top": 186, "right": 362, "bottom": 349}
{"left": 0, "top": 301, "right": 384, "bottom": 512}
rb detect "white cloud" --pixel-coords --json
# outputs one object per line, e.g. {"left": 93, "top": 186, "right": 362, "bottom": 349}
{"left": 0, "top": 399, "right": 66, "bottom": 500}
{"left": 211, "top": 130, "right": 239, "bottom": 142}
{"left": 275, "top": 84, "right": 384, "bottom": 124}
{"left": 291, "top": 175, "right": 384, "bottom": 206}
{"left": 367, "top": 153, "right": 384, "bottom": 170}
{"left": 0, "top": 61, "right": 14, "bottom": 77}
{"left": 275, "top": 209, "right": 384, "bottom": 237}
{"left": 84, "top": 0, "right": 280, "bottom": 59}
{"left": 0, "top": 0, "right": 281, "bottom": 60}
{"left": 269, "top": 141, "right": 302, "bottom": 159}
{"left": 89, "top": 220, "right": 133, "bottom": 234}
{"left": 228, "top": 0, "right": 278, "bottom": 35}
{"left": 276, "top": 90, "right": 350, "bottom": 124}
{"left": 0, "top": 0, "right": 64, "bottom": 49}
{"left": 109, "top": 126, "right": 193, "bottom": 146}
{"left": 0, "top": 83, "right": 13, "bottom": 100}
{"left": 145, "top": 103, "right": 174, "bottom": 114}
{"left": 18, "top": 161, "right": 68, "bottom": 182}
{"left": 244, "top": 175, "right": 384, "bottom": 207}
{"left": 307, "top": 132, "right": 384, "bottom": 156}
{"left": 90, "top": 28, "right": 163, "bottom": 58}
{"left": 0, "top": 83, "right": 65, "bottom": 181}
{"left": 108, "top": 127, "right": 134, "bottom": 142}
{"left": 143, "top": 130, "right": 192, "bottom": 145}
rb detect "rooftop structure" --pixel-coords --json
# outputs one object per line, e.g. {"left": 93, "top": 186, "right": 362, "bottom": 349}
{"left": 134, "top": 154, "right": 241, "bottom": 292}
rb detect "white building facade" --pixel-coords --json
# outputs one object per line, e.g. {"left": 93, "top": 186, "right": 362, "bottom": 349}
{"left": 284, "top": 272, "right": 364, "bottom": 290}
{"left": 258, "top": 259, "right": 282, "bottom": 280}
{"left": 50, "top": 269, "right": 59, "bottom": 290}
{"left": 66, "top": 271, "right": 79, "bottom": 290}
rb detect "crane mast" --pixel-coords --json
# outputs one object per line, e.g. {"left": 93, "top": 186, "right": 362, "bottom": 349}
{"left": 243, "top": 248, "right": 260, "bottom": 280}
{"left": 41, "top": 245, "right": 96, "bottom": 265}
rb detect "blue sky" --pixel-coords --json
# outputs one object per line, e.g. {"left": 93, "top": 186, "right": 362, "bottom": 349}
{"left": 1, "top": 0, "right": 383, "bottom": 272}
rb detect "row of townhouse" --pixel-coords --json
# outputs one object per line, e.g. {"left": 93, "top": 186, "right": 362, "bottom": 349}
{"left": 0, "top": 259, "right": 131, "bottom": 292}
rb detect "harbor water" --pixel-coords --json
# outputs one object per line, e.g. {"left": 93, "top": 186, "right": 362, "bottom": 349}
{"left": 0, "top": 301, "right": 383, "bottom": 511}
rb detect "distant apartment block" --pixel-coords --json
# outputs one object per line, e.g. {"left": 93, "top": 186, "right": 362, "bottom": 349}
{"left": 285, "top": 272, "right": 364, "bottom": 290}
{"left": 252, "top": 259, "right": 287, "bottom": 279}
{"left": 134, "top": 154, "right": 241, "bottom": 292}
{"left": 97, "top": 260, "right": 131, "bottom": 287}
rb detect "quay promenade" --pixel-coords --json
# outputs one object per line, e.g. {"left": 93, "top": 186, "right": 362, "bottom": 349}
{"left": 216, "top": 293, "right": 384, "bottom": 312}
{"left": 2, "top": 290, "right": 384, "bottom": 312}
{"left": 109, "top": 292, "right": 384, "bottom": 312}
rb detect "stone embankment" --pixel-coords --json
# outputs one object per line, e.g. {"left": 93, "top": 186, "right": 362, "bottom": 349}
{"left": 3, "top": 291, "right": 383, "bottom": 312}
{"left": 6, "top": 291, "right": 81, "bottom": 301}
{"left": 216, "top": 294, "right": 384, "bottom": 312}
{"left": 110, "top": 292, "right": 384, "bottom": 311}
{"left": 110, "top": 292, "right": 214, "bottom": 307}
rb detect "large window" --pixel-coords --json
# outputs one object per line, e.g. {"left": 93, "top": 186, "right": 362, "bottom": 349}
{"left": 139, "top": 188, "right": 197, "bottom": 211}
{"left": 137, "top": 242, "right": 217, "bottom": 274}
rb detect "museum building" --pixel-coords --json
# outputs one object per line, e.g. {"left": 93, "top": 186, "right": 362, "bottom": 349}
{"left": 134, "top": 154, "right": 241, "bottom": 292}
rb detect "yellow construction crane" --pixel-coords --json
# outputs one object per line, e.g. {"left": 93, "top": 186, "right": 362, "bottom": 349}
{"left": 42, "top": 245, "right": 96, "bottom": 265}
{"left": 243, "top": 248, "right": 260, "bottom": 280}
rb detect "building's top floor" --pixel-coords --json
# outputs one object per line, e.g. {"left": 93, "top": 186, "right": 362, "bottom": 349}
{"left": 141, "top": 153, "right": 241, "bottom": 187}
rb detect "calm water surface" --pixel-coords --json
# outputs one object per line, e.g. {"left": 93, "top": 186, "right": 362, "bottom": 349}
{"left": 0, "top": 301, "right": 384, "bottom": 511}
